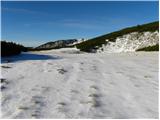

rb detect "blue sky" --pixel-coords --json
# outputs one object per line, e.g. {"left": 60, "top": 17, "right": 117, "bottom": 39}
{"left": 1, "top": 1, "right": 159, "bottom": 47}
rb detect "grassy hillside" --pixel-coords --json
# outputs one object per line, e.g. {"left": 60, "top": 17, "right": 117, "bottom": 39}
{"left": 1, "top": 41, "right": 27, "bottom": 57}
{"left": 76, "top": 21, "right": 159, "bottom": 52}
{"left": 136, "top": 44, "right": 159, "bottom": 51}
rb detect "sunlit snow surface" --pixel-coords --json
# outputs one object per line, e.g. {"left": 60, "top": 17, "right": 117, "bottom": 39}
{"left": 97, "top": 31, "right": 159, "bottom": 53}
{"left": 1, "top": 48, "right": 158, "bottom": 118}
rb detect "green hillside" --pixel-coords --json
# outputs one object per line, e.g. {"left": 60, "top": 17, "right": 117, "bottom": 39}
{"left": 76, "top": 21, "right": 159, "bottom": 52}
{"left": 136, "top": 44, "right": 159, "bottom": 51}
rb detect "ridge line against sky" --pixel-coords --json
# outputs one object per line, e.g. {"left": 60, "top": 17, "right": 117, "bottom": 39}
{"left": 1, "top": 1, "right": 159, "bottom": 47}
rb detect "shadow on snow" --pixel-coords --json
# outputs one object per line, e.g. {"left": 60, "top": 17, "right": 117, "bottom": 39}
{"left": 1, "top": 52, "right": 61, "bottom": 63}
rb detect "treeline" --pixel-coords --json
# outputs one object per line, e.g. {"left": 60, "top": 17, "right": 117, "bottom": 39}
{"left": 1, "top": 41, "right": 28, "bottom": 57}
{"left": 76, "top": 21, "right": 159, "bottom": 52}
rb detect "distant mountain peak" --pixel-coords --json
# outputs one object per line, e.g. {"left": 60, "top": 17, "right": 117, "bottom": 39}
{"left": 35, "top": 39, "right": 78, "bottom": 50}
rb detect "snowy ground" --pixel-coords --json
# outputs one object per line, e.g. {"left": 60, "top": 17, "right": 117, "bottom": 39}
{"left": 1, "top": 48, "right": 158, "bottom": 118}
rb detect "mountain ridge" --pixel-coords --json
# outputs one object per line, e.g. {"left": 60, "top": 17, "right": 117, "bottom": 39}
{"left": 35, "top": 39, "right": 78, "bottom": 50}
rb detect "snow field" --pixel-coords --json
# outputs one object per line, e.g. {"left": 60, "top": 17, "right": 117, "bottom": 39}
{"left": 1, "top": 49, "right": 158, "bottom": 118}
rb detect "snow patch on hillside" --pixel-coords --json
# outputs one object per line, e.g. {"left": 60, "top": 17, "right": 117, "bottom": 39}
{"left": 69, "top": 38, "right": 86, "bottom": 46}
{"left": 97, "top": 31, "right": 159, "bottom": 53}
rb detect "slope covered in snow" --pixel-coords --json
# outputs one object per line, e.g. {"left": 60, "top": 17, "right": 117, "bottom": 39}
{"left": 1, "top": 49, "right": 158, "bottom": 118}
{"left": 97, "top": 31, "right": 159, "bottom": 53}
{"left": 76, "top": 21, "right": 159, "bottom": 52}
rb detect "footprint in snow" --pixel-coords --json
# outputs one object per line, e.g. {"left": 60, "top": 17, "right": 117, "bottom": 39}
{"left": 57, "top": 68, "right": 67, "bottom": 74}
{"left": 56, "top": 101, "right": 67, "bottom": 111}
{"left": 134, "top": 84, "right": 141, "bottom": 88}
{"left": 57, "top": 102, "right": 67, "bottom": 106}
{"left": 1, "top": 65, "right": 12, "bottom": 68}
{"left": 144, "top": 75, "right": 152, "bottom": 78}
{"left": 31, "top": 95, "right": 46, "bottom": 118}
{"left": 41, "top": 86, "right": 51, "bottom": 93}
{"left": 56, "top": 102, "right": 72, "bottom": 117}
{"left": 87, "top": 86, "right": 103, "bottom": 108}
{"left": 1, "top": 86, "right": 7, "bottom": 91}
{"left": 90, "top": 85, "right": 99, "bottom": 90}
{"left": 116, "top": 71, "right": 123, "bottom": 74}
{"left": 1, "top": 78, "right": 9, "bottom": 84}
{"left": 1, "top": 78, "right": 10, "bottom": 91}
{"left": 80, "top": 62, "right": 84, "bottom": 65}
{"left": 47, "top": 62, "right": 53, "bottom": 65}
{"left": 1, "top": 95, "right": 12, "bottom": 106}
{"left": 70, "top": 89, "right": 79, "bottom": 94}
{"left": 109, "top": 81, "right": 116, "bottom": 85}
